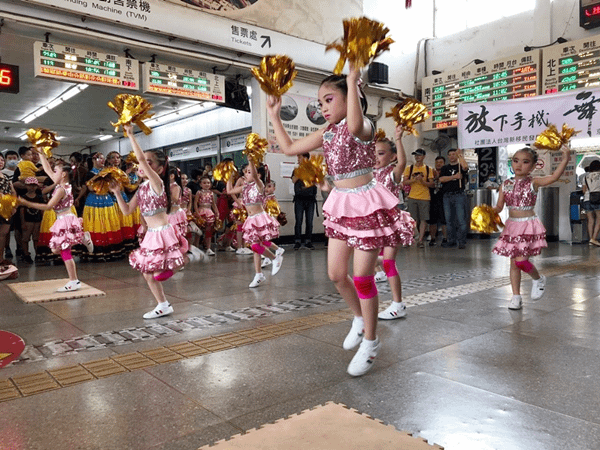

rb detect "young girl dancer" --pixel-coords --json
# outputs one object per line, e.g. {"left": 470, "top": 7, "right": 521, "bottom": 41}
{"left": 19, "top": 148, "right": 92, "bottom": 292}
{"left": 493, "top": 145, "right": 570, "bottom": 310}
{"left": 267, "top": 66, "right": 407, "bottom": 376}
{"left": 261, "top": 180, "right": 285, "bottom": 268}
{"left": 226, "top": 160, "right": 283, "bottom": 288}
{"left": 110, "top": 124, "right": 189, "bottom": 319}
{"left": 194, "top": 176, "right": 219, "bottom": 256}
{"left": 373, "top": 127, "right": 415, "bottom": 320}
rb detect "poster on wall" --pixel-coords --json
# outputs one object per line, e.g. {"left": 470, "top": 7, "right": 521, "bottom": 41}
{"left": 457, "top": 87, "right": 600, "bottom": 150}
{"left": 267, "top": 92, "right": 325, "bottom": 152}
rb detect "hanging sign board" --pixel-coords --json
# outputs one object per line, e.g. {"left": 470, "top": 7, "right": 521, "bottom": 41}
{"left": 33, "top": 41, "right": 139, "bottom": 90}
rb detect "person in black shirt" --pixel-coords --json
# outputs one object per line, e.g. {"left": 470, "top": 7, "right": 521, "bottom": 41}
{"left": 291, "top": 153, "right": 318, "bottom": 250}
{"left": 439, "top": 148, "right": 469, "bottom": 249}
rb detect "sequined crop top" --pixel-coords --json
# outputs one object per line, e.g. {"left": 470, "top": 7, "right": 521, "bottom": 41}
{"left": 196, "top": 189, "right": 213, "bottom": 207}
{"left": 138, "top": 180, "right": 168, "bottom": 217}
{"left": 374, "top": 163, "right": 400, "bottom": 197}
{"left": 322, "top": 118, "right": 375, "bottom": 180}
{"left": 53, "top": 184, "right": 74, "bottom": 213}
{"left": 503, "top": 177, "right": 537, "bottom": 210}
{"left": 181, "top": 187, "right": 192, "bottom": 209}
{"left": 263, "top": 193, "right": 276, "bottom": 206}
{"left": 242, "top": 182, "right": 264, "bottom": 206}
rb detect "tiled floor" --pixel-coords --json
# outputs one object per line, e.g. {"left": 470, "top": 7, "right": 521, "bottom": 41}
{"left": 1, "top": 239, "right": 600, "bottom": 449}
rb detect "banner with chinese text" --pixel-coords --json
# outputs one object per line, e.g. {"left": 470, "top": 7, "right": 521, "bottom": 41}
{"left": 457, "top": 88, "right": 600, "bottom": 149}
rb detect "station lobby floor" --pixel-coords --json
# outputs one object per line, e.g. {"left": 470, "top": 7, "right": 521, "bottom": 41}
{"left": 1, "top": 238, "right": 600, "bottom": 450}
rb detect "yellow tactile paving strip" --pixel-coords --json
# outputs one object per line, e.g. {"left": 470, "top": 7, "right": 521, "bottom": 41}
{"left": 0, "top": 310, "right": 353, "bottom": 403}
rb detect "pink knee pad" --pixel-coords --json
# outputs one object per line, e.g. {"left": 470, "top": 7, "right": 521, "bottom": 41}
{"left": 60, "top": 249, "right": 73, "bottom": 261}
{"left": 154, "top": 270, "right": 174, "bottom": 282}
{"left": 353, "top": 276, "right": 378, "bottom": 299}
{"left": 515, "top": 260, "right": 534, "bottom": 273}
{"left": 382, "top": 259, "right": 399, "bottom": 277}
{"left": 262, "top": 241, "right": 273, "bottom": 248}
{"left": 251, "top": 243, "right": 266, "bottom": 255}
{"left": 379, "top": 249, "right": 384, "bottom": 256}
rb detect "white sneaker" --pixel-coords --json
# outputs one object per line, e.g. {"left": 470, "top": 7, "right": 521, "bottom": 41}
{"left": 531, "top": 275, "right": 546, "bottom": 300}
{"left": 347, "top": 338, "right": 380, "bottom": 377}
{"left": 275, "top": 247, "right": 285, "bottom": 257}
{"left": 236, "top": 247, "right": 252, "bottom": 255}
{"left": 378, "top": 302, "right": 407, "bottom": 320}
{"left": 271, "top": 254, "right": 283, "bottom": 276}
{"left": 343, "top": 318, "right": 364, "bottom": 350}
{"left": 225, "top": 246, "right": 236, "bottom": 252}
{"left": 57, "top": 280, "right": 81, "bottom": 292}
{"left": 206, "top": 248, "right": 215, "bottom": 256}
{"left": 82, "top": 231, "right": 94, "bottom": 253}
{"left": 188, "top": 245, "right": 206, "bottom": 263}
{"left": 143, "top": 303, "right": 174, "bottom": 319}
{"left": 249, "top": 273, "right": 266, "bottom": 288}
{"left": 261, "top": 256, "right": 272, "bottom": 268}
{"left": 374, "top": 271, "right": 387, "bottom": 283}
{"left": 508, "top": 295, "right": 523, "bottom": 310}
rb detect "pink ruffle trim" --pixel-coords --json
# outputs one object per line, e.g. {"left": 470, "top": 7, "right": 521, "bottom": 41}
{"left": 49, "top": 214, "right": 84, "bottom": 251}
{"left": 129, "top": 224, "right": 188, "bottom": 273}
{"left": 243, "top": 212, "right": 279, "bottom": 244}
{"left": 492, "top": 217, "right": 547, "bottom": 258}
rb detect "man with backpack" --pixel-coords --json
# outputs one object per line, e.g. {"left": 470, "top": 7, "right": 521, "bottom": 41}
{"left": 402, "top": 149, "right": 435, "bottom": 248}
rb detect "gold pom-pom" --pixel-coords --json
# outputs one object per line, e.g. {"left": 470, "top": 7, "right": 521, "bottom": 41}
{"left": 108, "top": 94, "right": 154, "bottom": 136}
{"left": 385, "top": 98, "right": 429, "bottom": 136}
{"left": 294, "top": 154, "right": 327, "bottom": 188}
{"left": 470, "top": 204, "right": 504, "bottom": 234}
{"left": 326, "top": 17, "right": 394, "bottom": 75}
{"left": 243, "top": 133, "right": 268, "bottom": 166}
{"left": 374, "top": 128, "right": 386, "bottom": 142}
{"left": 86, "top": 167, "right": 135, "bottom": 195}
{"left": 26, "top": 128, "right": 60, "bottom": 158}
{"left": 213, "top": 161, "right": 238, "bottom": 182}
{"left": 534, "top": 124, "right": 579, "bottom": 150}
{"left": 0, "top": 194, "right": 18, "bottom": 220}
{"left": 231, "top": 207, "right": 248, "bottom": 223}
{"left": 264, "top": 198, "right": 281, "bottom": 217}
{"left": 251, "top": 55, "right": 298, "bottom": 97}
{"left": 125, "top": 151, "right": 139, "bottom": 165}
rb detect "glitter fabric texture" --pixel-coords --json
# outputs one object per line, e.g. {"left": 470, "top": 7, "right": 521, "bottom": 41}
{"left": 138, "top": 181, "right": 168, "bottom": 217}
{"left": 242, "top": 182, "right": 264, "bottom": 206}
{"left": 374, "top": 163, "right": 401, "bottom": 197}
{"left": 322, "top": 119, "right": 375, "bottom": 178}
{"left": 503, "top": 177, "right": 537, "bottom": 210}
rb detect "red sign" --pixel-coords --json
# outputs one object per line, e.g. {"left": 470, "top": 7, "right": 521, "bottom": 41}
{"left": 0, "top": 331, "right": 25, "bottom": 368}
{"left": 0, "top": 63, "right": 19, "bottom": 94}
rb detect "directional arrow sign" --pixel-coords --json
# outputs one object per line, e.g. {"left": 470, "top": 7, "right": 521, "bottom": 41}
{"left": 261, "top": 35, "right": 272, "bottom": 49}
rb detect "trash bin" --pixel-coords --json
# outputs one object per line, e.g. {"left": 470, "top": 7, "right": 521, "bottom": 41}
{"left": 537, "top": 187, "right": 559, "bottom": 242}
{"left": 569, "top": 190, "right": 587, "bottom": 244}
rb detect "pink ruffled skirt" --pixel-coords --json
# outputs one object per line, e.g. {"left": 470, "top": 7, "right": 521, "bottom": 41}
{"left": 195, "top": 207, "right": 215, "bottom": 224}
{"left": 492, "top": 216, "right": 547, "bottom": 258}
{"left": 129, "top": 223, "right": 189, "bottom": 273}
{"left": 242, "top": 211, "right": 279, "bottom": 244}
{"left": 168, "top": 208, "right": 188, "bottom": 238}
{"left": 323, "top": 180, "right": 412, "bottom": 251}
{"left": 49, "top": 213, "right": 84, "bottom": 251}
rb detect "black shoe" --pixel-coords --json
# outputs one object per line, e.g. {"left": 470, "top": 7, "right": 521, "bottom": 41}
{"left": 441, "top": 240, "right": 456, "bottom": 248}
{"left": 458, "top": 243, "right": 466, "bottom": 249}
{"left": 4, "top": 249, "right": 12, "bottom": 259}
{"left": 429, "top": 240, "right": 436, "bottom": 247}
{"left": 23, "top": 255, "right": 34, "bottom": 264}
{"left": 304, "top": 242, "right": 315, "bottom": 250}
{"left": 16, "top": 248, "right": 23, "bottom": 258}
{"left": 293, "top": 242, "right": 301, "bottom": 250}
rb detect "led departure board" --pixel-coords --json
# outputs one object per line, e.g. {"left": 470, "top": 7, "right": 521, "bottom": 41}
{"left": 422, "top": 51, "right": 541, "bottom": 131}
{"left": 141, "top": 63, "right": 225, "bottom": 103}
{"left": 33, "top": 41, "right": 139, "bottom": 90}
{"left": 542, "top": 35, "right": 600, "bottom": 94}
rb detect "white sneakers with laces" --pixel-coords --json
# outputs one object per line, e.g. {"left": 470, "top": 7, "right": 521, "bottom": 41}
{"left": 275, "top": 247, "right": 285, "bottom": 257}
{"left": 249, "top": 273, "right": 266, "bottom": 288}
{"left": 206, "top": 249, "right": 215, "bottom": 256}
{"left": 343, "top": 317, "right": 365, "bottom": 350}
{"left": 82, "top": 232, "right": 94, "bottom": 253}
{"left": 57, "top": 280, "right": 81, "bottom": 292}
{"left": 378, "top": 302, "right": 407, "bottom": 320}
{"left": 531, "top": 275, "right": 546, "bottom": 300}
{"left": 508, "top": 295, "right": 523, "bottom": 310}
{"left": 143, "top": 303, "right": 174, "bottom": 319}
{"left": 347, "top": 338, "right": 380, "bottom": 377}
{"left": 261, "top": 256, "right": 272, "bottom": 268}
{"left": 271, "top": 255, "right": 283, "bottom": 276}
{"left": 374, "top": 271, "right": 387, "bottom": 283}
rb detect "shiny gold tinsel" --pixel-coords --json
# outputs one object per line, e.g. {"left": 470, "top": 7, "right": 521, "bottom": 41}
{"left": 108, "top": 94, "right": 154, "bottom": 136}
{"left": 534, "top": 124, "right": 578, "bottom": 150}
{"left": 326, "top": 17, "right": 394, "bottom": 74}
{"left": 125, "top": 151, "right": 139, "bottom": 164}
{"left": 470, "top": 204, "right": 504, "bottom": 234}
{"left": 243, "top": 133, "right": 268, "bottom": 166}
{"left": 251, "top": 55, "right": 297, "bottom": 97}
{"left": 294, "top": 154, "right": 327, "bottom": 188}
{"left": 374, "top": 128, "right": 386, "bottom": 142}
{"left": 213, "top": 161, "right": 238, "bottom": 182}
{"left": 264, "top": 198, "right": 281, "bottom": 217}
{"left": 26, "top": 128, "right": 60, "bottom": 158}
{"left": 0, "top": 194, "right": 18, "bottom": 220}
{"left": 231, "top": 207, "right": 248, "bottom": 223}
{"left": 86, "top": 167, "right": 136, "bottom": 195}
{"left": 385, "top": 98, "right": 429, "bottom": 136}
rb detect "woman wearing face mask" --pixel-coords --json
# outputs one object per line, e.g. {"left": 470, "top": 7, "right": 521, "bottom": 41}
{"left": 1, "top": 151, "right": 19, "bottom": 178}
{"left": 483, "top": 172, "right": 500, "bottom": 191}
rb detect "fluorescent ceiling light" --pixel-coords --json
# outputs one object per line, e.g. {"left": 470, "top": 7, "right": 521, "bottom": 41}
{"left": 98, "top": 135, "right": 112, "bottom": 141}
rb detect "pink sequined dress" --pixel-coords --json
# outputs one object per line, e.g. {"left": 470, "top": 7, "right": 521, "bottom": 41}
{"left": 129, "top": 180, "right": 188, "bottom": 273}
{"left": 49, "top": 184, "right": 84, "bottom": 251}
{"left": 241, "top": 182, "right": 279, "bottom": 243}
{"left": 322, "top": 119, "right": 407, "bottom": 251}
{"left": 168, "top": 182, "right": 188, "bottom": 237}
{"left": 195, "top": 189, "right": 216, "bottom": 224}
{"left": 492, "top": 176, "right": 547, "bottom": 258}
{"left": 373, "top": 163, "right": 415, "bottom": 246}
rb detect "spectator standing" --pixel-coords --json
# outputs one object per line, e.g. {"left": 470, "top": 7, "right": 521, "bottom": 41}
{"left": 427, "top": 155, "right": 447, "bottom": 246}
{"left": 582, "top": 160, "right": 600, "bottom": 246}
{"left": 439, "top": 148, "right": 469, "bottom": 249}
{"left": 402, "top": 148, "right": 434, "bottom": 248}
{"left": 291, "top": 153, "right": 318, "bottom": 250}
